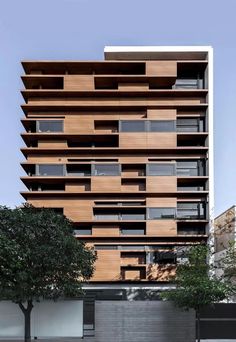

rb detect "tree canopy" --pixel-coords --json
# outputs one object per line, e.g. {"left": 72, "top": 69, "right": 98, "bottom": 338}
{"left": 161, "top": 245, "right": 229, "bottom": 342}
{"left": 0, "top": 204, "right": 96, "bottom": 341}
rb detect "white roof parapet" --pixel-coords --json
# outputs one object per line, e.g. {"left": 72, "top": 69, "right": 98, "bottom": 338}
{"left": 104, "top": 45, "right": 213, "bottom": 60}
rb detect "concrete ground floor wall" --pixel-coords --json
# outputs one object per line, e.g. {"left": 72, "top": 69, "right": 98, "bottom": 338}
{"left": 94, "top": 300, "right": 195, "bottom": 342}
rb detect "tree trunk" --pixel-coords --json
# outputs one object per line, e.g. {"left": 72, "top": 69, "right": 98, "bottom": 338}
{"left": 18, "top": 300, "right": 33, "bottom": 342}
{"left": 196, "top": 311, "right": 201, "bottom": 342}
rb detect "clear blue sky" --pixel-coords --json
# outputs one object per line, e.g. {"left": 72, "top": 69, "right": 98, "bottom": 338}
{"left": 0, "top": 0, "right": 235, "bottom": 216}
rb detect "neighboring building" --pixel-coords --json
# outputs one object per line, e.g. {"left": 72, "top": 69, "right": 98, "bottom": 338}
{"left": 215, "top": 205, "right": 236, "bottom": 254}
{"left": 19, "top": 46, "right": 213, "bottom": 341}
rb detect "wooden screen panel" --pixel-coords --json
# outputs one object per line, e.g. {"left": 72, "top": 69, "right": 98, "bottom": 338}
{"left": 147, "top": 109, "right": 177, "bottom": 120}
{"left": 64, "top": 75, "right": 94, "bottom": 90}
{"left": 146, "top": 61, "right": 177, "bottom": 77}
{"left": 92, "top": 250, "right": 120, "bottom": 281}
{"left": 91, "top": 177, "right": 121, "bottom": 192}
{"left": 121, "top": 180, "right": 146, "bottom": 192}
{"left": 118, "top": 83, "right": 149, "bottom": 90}
{"left": 120, "top": 253, "right": 146, "bottom": 265}
{"left": 65, "top": 181, "right": 91, "bottom": 193}
{"left": 119, "top": 133, "right": 147, "bottom": 148}
{"left": 146, "top": 220, "right": 177, "bottom": 237}
{"left": 64, "top": 200, "right": 93, "bottom": 221}
{"left": 92, "top": 226, "right": 120, "bottom": 237}
{"left": 123, "top": 270, "right": 141, "bottom": 280}
{"left": 146, "top": 197, "right": 177, "bottom": 207}
{"left": 27, "top": 156, "right": 69, "bottom": 163}
{"left": 146, "top": 264, "right": 176, "bottom": 281}
{"left": 147, "top": 133, "right": 176, "bottom": 148}
{"left": 146, "top": 176, "right": 177, "bottom": 192}
{"left": 64, "top": 115, "right": 93, "bottom": 133}
{"left": 38, "top": 140, "right": 67, "bottom": 148}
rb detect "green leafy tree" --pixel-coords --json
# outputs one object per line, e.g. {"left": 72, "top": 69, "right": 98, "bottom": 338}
{"left": 217, "top": 240, "right": 236, "bottom": 294}
{"left": 161, "top": 245, "right": 229, "bottom": 342}
{"left": 0, "top": 205, "right": 96, "bottom": 342}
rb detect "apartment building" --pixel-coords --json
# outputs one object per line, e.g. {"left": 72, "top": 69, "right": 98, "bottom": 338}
{"left": 215, "top": 205, "right": 236, "bottom": 255}
{"left": 20, "top": 46, "right": 213, "bottom": 341}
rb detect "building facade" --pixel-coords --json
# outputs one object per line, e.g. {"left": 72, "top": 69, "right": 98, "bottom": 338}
{"left": 20, "top": 46, "right": 213, "bottom": 341}
{"left": 215, "top": 205, "right": 236, "bottom": 254}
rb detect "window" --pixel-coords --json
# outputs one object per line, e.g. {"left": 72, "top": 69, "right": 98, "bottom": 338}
{"left": 120, "top": 228, "right": 145, "bottom": 235}
{"left": 120, "top": 245, "right": 146, "bottom": 251}
{"left": 121, "top": 212, "right": 146, "bottom": 220}
{"left": 94, "top": 209, "right": 145, "bottom": 220}
{"left": 177, "top": 118, "right": 204, "bottom": 132}
{"left": 67, "top": 165, "right": 91, "bottom": 176}
{"left": 95, "top": 245, "right": 118, "bottom": 250}
{"left": 177, "top": 202, "right": 205, "bottom": 219}
{"left": 93, "top": 164, "right": 120, "bottom": 176}
{"left": 177, "top": 185, "right": 204, "bottom": 191}
{"left": 74, "top": 228, "right": 92, "bottom": 235}
{"left": 120, "top": 120, "right": 146, "bottom": 132}
{"left": 37, "top": 164, "right": 64, "bottom": 176}
{"left": 36, "top": 120, "right": 63, "bottom": 132}
{"left": 176, "top": 160, "right": 205, "bottom": 176}
{"left": 148, "top": 120, "right": 176, "bottom": 132}
{"left": 153, "top": 250, "right": 176, "bottom": 264}
{"left": 177, "top": 227, "right": 205, "bottom": 235}
{"left": 120, "top": 120, "right": 176, "bottom": 132}
{"left": 148, "top": 208, "right": 176, "bottom": 219}
{"left": 147, "top": 163, "right": 176, "bottom": 176}
{"left": 94, "top": 211, "right": 119, "bottom": 220}
{"left": 173, "top": 78, "right": 203, "bottom": 89}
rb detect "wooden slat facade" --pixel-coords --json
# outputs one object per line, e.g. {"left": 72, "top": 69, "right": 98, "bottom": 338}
{"left": 20, "top": 51, "right": 210, "bottom": 283}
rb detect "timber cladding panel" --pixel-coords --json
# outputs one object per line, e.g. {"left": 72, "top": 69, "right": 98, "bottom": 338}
{"left": 119, "top": 133, "right": 177, "bottom": 148}
{"left": 146, "top": 176, "right": 177, "bottom": 192}
{"left": 64, "top": 75, "right": 94, "bottom": 90}
{"left": 147, "top": 109, "right": 177, "bottom": 119}
{"left": 94, "top": 301, "right": 195, "bottom": 342}
{"left": 146, "top": 61, "right": 177, "bottom": 77}
{"left": 91, "top": 177, "right": 121, "bottom": 192}
{"left": 92, "top": 251, "right": 121, "bottom": 281}
{"left": 64, "top": 115, "right": 94, "bottom": 133}
{"left": 146, "top": 220, "right": 177, "bottom": 236}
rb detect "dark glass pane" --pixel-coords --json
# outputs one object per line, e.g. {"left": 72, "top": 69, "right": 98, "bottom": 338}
{"left": 67, "top": 165, "right": 91, "bottom": 176}
{"left": 148, "top": 164, "right": 175, "bottom": 176}
{"left": 121, "top": 212, "right": 146, "bottom": 220}
{"left": 153, "top": 251, "right": 176, "bottom": 264}
{"left": 177, "top": 186, "right": 204, "bottom": 191}
{"left": 174, "top": 79, "right": 201, "bottom": 89}
{"left": 94, "top": 164, "right": 120, "bottom": 176}
{"left": 148, "top": 208, "right": 176, "bottom": 219}
{"left": 37, "top": 120, "right": 63, "bottom": 132}
{"left": 37, "top": 164, "right": 64, "bottom": 176}
{"left": 177, "top": 202, "right": 205, "bottom": 219}
{"left": 95, "top": 212, "right": 119, "bottom": 220}
{"left": 120, "top": 229, "right": 145, "bottom": 235}
{"left": 149, "top": 120, "right": 175, "bottom": 132}
{"left": 120, "top": 120, "right": 145, "bottom": 132}
{"left": 95, "top": 245, "right": 118, "bottom": 250}
{"left": 177, "top": 118, "right": 199, "bottom": 132}
{"left": 120, "top": 245, "right": 145, "bottom": 250}
{"left": 176, "top": 161, "right": 198, "bottom": 176}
